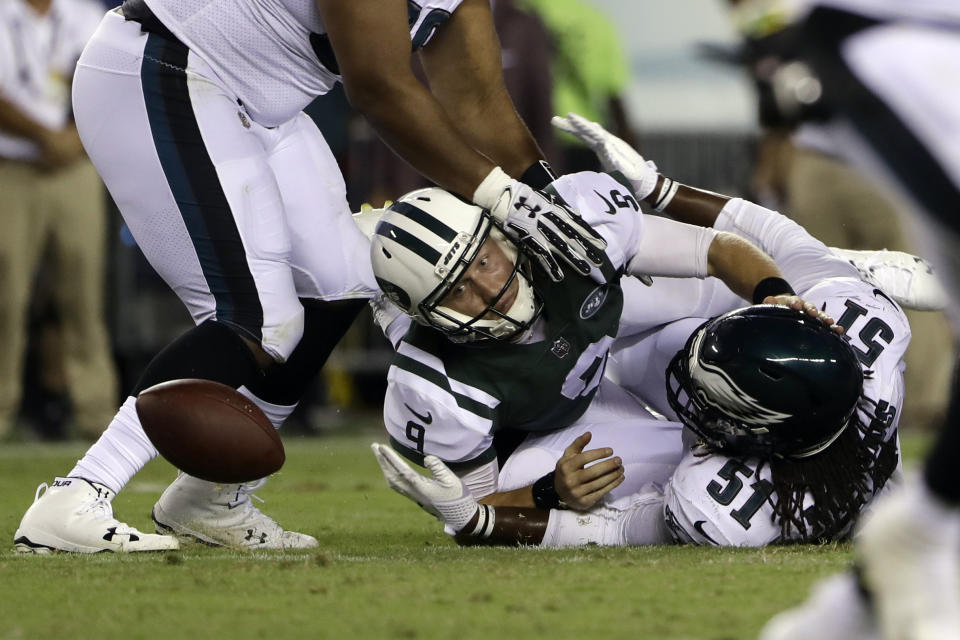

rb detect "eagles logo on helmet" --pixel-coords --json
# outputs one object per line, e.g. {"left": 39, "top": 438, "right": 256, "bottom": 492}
{"left": 666, "top": 304, "right": 863, "bottom": 459}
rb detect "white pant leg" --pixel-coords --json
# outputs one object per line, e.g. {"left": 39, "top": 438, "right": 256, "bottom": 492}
{"left": 72, "top": 12, "right": 329, "bottom": 360}
{"left": 267, "top": 113, "right": 376, "bottom": 300}
{"left": 498, "top": 377, "right": 685, "bottom": 501}
{"left": 608, "top": 317, "right": 707, "bottom": 419}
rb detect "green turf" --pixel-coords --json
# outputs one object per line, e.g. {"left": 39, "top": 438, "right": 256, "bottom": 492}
{"left": 0, "top": 425, "right": 932, "bottom": 640}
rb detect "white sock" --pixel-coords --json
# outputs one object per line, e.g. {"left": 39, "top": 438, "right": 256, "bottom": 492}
{"left": 68, "top": 396, "right": 158, "bottom": 494}
{"left": 236, "top": 385, "right": 295, "bottom": 430}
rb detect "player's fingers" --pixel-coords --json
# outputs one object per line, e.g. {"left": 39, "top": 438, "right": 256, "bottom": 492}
{"left": 561, "top": 432, "right": 593, "bottom": 459}
{"left": 575, "top": 457, "right": 623, "bottom": 483}
{"left": 558, "top": 460, "right": 623, "bottom": 500}
{"left": 558, "top": 447, "right": 614, "bottom": 475}
{"left": 578, "top": 475, "right": 626, "bottom": 507}
{"left": 551, "top": 115, "right": 575, "bottom": 135}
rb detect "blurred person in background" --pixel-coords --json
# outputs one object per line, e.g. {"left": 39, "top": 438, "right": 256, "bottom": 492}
{"left": 0, "top": 0, "right": 118, "bottom": 440}
{"left": 522, "top": 0, "right": 638, "bottom": 173}
{"left": 724, "top": 0, "right": 954, "bottom": 436}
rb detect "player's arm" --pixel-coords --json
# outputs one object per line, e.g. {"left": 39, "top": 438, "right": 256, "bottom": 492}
{"left": 318, "top": 0, "right": 605, "bottom": 281}
{"left": 318, "top": 0, "right": 492, "bottom": 198}
{"left": 417, "top": 0, "right": 544, "bottom": 180}
{"left": 554, "top": 114, "right": 838, "bottom": 325}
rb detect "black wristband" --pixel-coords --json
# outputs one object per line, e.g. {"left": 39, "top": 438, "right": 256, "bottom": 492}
{"left": 532, "top": 471, "right": 567, "bottom": 510}
{"left": 752, "top": 276, "right": 795, "bottom": 304}
{"left": 519, "top": 160, "right": 558, "bottom": 191}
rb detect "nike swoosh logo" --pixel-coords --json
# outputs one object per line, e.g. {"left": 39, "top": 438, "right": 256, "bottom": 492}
{"left": 404, "top": 403, "right": 433, "bottom": 425}
{"left": 872, "top": 288, "right": 897, "bottom": 306}
{"left": 693, "top": 520, "right": 720, "bottom": 546}
{"left": 594, "top": 190, "right": 616, "bottom": 215}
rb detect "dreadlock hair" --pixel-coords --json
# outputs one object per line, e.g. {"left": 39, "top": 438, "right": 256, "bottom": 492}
{"left": 764, "top": 394, "right": 900, "bottom": 543}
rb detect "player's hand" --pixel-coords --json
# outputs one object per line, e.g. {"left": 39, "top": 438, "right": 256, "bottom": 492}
{"left": 552, "top": 113, "right": 659, "bottom": 200}
{"left": 473, "top": 167, "right": 607, "bottom": 282}
{"left": 371, "top": 443, "right": 479, "bottom": 531}
{"left": 764, "top": 294, "right": 843, "bottom": 334}
{"left": 554, "top": 432, "right": 625, "bottom": 511}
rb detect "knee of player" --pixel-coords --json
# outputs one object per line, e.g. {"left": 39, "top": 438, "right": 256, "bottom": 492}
{"left": 255, "top": 306, "right": 306, "bottom": 368}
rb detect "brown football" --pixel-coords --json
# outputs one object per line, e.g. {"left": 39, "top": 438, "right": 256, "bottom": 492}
{"left": 135, "top": 379, "right": 284, "bottom": 483}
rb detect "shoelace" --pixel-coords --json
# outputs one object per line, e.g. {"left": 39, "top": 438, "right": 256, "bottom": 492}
{"left": 230, "top": 479, "right": 267, "bottom": 511}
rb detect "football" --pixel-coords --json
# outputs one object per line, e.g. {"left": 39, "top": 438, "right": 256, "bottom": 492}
{"left": 135, "top": 379, "right": 284, "bottom": 483}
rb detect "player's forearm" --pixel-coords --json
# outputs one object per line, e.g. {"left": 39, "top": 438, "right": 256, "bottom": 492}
{"left": 707, "top": 232, "right": 790, "bottom": 302}
{"left": 644, "top": 175, "right": 730, "bottom": 228}
{"left": 477, "top": 485, "right": 535, "bottom": 508}
{"left": 348, "top": 78, "right": 496, "bottom": 200}
{"left": 453, "top": 505, "right": 549, "bottom": 546}
{"left": 418, "top": 0, "right": 543, "bottom": 177}
{"left": 437, "top": 85, "right": 543, "bottom": 179}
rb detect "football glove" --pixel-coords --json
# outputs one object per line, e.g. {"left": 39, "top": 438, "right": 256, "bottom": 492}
{"left": 552, "top": 113, "right": 659, "bottom": 200}
{"left": 371, "top": 443, "right": 479, "bottom": 531}
{"left": 830, "top": 247, "right": 947, "bottom": 311}
{"left": 473, "top": 167, "right": 607, "bottom": 282}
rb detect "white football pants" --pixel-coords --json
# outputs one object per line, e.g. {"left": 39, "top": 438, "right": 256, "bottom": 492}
{"left": 72, "top": 11, "right": 376, "bottom": 361}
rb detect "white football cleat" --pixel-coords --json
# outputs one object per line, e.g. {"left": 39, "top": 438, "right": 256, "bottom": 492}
{"left": 152, "top": 474, "right": 318, "bottom": 550}
{"left": 13, "top": 477, "right": 179, "bottom": 554}
{"left": 758, "top": 573, "right": 878, "bottom": 640}
{"left": 856, "top": 481, "right": 960, "bottom": 640}
{"left": 830, "top": 247, "right": 947, "bottom": 311}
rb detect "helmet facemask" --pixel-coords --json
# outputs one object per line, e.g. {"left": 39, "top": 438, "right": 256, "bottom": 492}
{"left": 422, "top": 225, "right": 540, "bottom": 343}
{"left": 370, "top": 188, "right": 541, "bottom": 344}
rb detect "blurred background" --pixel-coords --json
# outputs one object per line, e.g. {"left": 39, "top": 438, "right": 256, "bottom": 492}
{"left": 2, "top": 0, "right": 953, "bottom": 442}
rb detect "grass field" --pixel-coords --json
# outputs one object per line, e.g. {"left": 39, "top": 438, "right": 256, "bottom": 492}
{"left": 0, "top": 422, "right": 932, "bottom": 640}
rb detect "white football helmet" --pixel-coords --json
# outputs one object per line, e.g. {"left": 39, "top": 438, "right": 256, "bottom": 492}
{"left": 370, "top": 187, "right": 540, "bottom": 342}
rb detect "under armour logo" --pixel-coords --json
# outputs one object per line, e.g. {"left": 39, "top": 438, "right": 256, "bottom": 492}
{"left": 103, "top": 527, "right": 140, "bottom": 542}
{"left": 514, "top": 196, "right": 541, "bottom": 218}
{"left": 245, "top": 529, "right": 267, "bottom": 544}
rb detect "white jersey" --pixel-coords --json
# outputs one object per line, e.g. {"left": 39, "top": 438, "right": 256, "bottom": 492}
{"left": 650, "top": 200, "right": 909, "bottom": 546}
{"left": 143, "top": 0, "right": 464, "bottom": 127}
{"left": 664, "top": 276, "right": 908, "bottom": 546}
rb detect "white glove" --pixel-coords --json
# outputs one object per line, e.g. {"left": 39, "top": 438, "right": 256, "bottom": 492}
{"left": 552, "top": 113, "right": 659, "bottom": 200}
{"left": 371, "top": 443, "right": 479, "bottom": 531}
{"left": 473, "top": 167, "right": 607, "bottom": 282}
{"left": 829, "top": 247, "right": 947, "bottom": 311}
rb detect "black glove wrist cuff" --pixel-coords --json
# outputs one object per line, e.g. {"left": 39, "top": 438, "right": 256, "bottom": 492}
{"left": 519, "top": 160, "right": 558, "bottom": 191}
{"left": 752, "top": 276, "right": 795, "bottom": 304}
{"left": 532, "top": 471, "right": 567, "bottom": 510}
